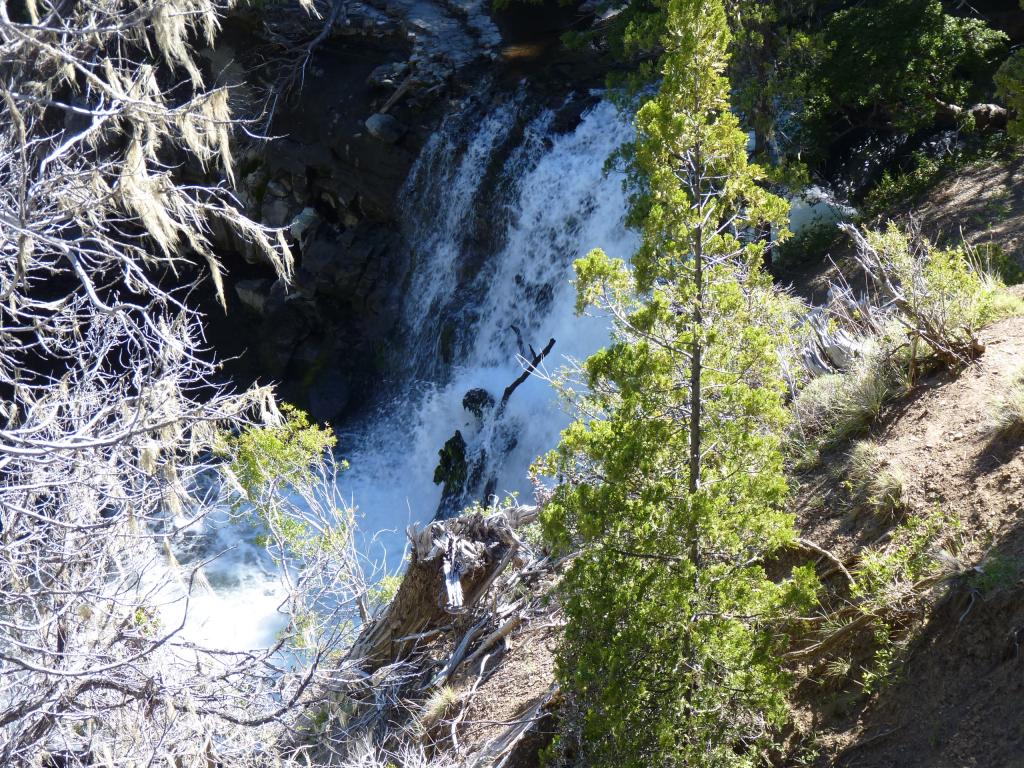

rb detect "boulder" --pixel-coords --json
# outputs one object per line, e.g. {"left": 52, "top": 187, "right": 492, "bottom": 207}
{"left": 365, "top": 113, "right": 406, "bottom": 144}
{"left": 302, "top": 225, "right": 353, "bottom": 279}
{"left": 462, "top": 388, "right": 495, "bottom": 419}
{"left": 289, "top": 207, "right": 320, "bottom": 241}
{"left": 261, "top": 195, "right": 292, "bottom": 228}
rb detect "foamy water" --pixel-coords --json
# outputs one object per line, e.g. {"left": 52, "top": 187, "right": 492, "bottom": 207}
{"left": 336, "top": 100, "right": 637, "bottom": 570}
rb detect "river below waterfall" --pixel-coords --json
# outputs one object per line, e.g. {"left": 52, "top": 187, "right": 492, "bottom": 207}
{"left": 172, "top": 94, "right": 637, "bottom": 651}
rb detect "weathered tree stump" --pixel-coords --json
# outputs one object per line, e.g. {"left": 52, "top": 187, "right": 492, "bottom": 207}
{"left": 349, "top": 505, "right": 538, "bottom": 670}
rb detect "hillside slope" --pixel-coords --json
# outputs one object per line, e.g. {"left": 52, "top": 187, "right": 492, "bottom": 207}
{"left": 409, "top": 311, "right": 1024, "bottom": 767}
{"left": 793, "top": 309, "right": 1024, "bottom": 767}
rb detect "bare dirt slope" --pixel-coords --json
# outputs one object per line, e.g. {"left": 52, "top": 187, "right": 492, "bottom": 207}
{"left": 450, "top": 621, "right": 558, "bottom": 766}
{"left": 914, "top": 156, "right": 1024, "bottom": 261}
{"left": 793, "top": 311, "right": 1024, "bottom": 768}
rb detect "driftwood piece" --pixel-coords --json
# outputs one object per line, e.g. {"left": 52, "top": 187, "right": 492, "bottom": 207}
{"left": 793, "top": 537, "right": 855, "bottom": 588}
{"left": 458, "top": 615, "right": 521, "bottom": 678}
{"left": 500, "top": 338, "right": 555, "bottom": 409}
{"left": 349, "top": 506, "right": 538, "bottom": 671}
{"left": 379, "top": 74, "right": 415, "bottom": 114}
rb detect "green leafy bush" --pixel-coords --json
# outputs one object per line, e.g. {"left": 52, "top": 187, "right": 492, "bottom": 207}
{"left": 862, "top": 151, "right": 944, "bottom": 217}
{"left": 220, "top": 403, "right": 339, "bottom": 554}
{"left": 223, "top": 403, "right": 336, "bottom": 497}
{"left": 971, "top": 242, "right": 1024, "bottom": 287}
{"left": 852, "top": 508, "right": 952, "bottom": 692}
{"left": 996, "top": 27, "right": 1024, "bottom": 141}
{"left": 791, "top": 224, "right": 1022, "bottom": 459}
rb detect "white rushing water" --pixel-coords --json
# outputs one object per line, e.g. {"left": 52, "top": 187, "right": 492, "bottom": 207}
{"left": 144, "top": 479, "right": 289, "bottom": 651}
{"left": 338, "top": 98, "right": 637, "bottom": 572}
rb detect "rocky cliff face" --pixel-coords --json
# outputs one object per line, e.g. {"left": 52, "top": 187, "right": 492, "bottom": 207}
{"left": 200, "top": 0, "right": 610, "bottom": 426}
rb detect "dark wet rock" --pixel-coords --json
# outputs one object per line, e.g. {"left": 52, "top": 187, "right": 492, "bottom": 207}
{"left": 261, "top": 194, "right": 293, "bottom": 228}
{"left": 551, "top": 93, "right": 600, "bottom": 135}
{"left": 256, "top": 301, "right": 310, "bottom": 379}
{"left": 301, "top": 223, "right": 405, "bottom": 324}
{"left": 306, "top": 362, "right": 352, "bottom": 423}
{"left": 365, "top": 112, "right": 407, "bottom": 143}
{"left": 264, "top": 278, "right": 293, "bottom": 316}
{"left": 289, "top": 206, "right": 319, "bottom": 241}
{"left": 234, "top": 278, "right": 273, "bottom": 314}
{"left": 301, "top": 225, "right": 348, "bottom": 277}
{"left": 462, "top": 388, "right": 495, "bottom": 419}
{"left": 368, "top": 61, "right": 410, "bottom": 89}
{"left": 266, "top": 179, "right": 288, "bottom": 197}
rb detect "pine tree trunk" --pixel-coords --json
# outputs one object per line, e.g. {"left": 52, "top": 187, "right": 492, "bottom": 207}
{"left": 689, "top": 165, "right": 703, "bottom": 497}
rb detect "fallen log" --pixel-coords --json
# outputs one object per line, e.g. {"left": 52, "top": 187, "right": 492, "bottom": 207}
{"left": 933, "top": 98, "right": 1009, "bottom": 133}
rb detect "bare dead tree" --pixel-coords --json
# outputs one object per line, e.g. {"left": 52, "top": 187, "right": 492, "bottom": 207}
{"left": 0, "top": 0, "right": 389, "bottom": 763}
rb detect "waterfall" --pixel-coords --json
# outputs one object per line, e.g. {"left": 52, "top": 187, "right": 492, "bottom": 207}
{"left": 338, "top": 96, "right": 637, "bottom": 571}
{"left": 166, "top": 93, "right": 636, "bottom": 649}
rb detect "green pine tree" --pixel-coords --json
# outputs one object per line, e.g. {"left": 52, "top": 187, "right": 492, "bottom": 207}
{"left": 541, "top": 1, "right": 815, "bottom": 765}
{"left": 996, "top": 2, "right": 1024, "bottom": 141}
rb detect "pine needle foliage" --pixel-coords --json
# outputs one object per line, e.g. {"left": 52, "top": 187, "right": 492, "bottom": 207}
{"left": 225, "top": 403, "right": 338, "bottom": 497}
{"left": 540, "top": 2, "right": 816, "bottom": 765}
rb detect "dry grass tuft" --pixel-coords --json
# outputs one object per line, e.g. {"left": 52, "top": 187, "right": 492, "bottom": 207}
{"left": 416, "top": 685, "right": 460, "bottom": 737}
{"left": 846, "top": 441, "right": 906, "bottom": 516}
{"left": 986, "top": 371, "right": 1024, "bottom": 440}
{"left": 791, "top": 345, "right": 895, "bottom": 457}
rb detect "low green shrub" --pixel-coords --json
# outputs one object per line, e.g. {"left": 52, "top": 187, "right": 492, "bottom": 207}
{"left": 969, "top": 242, "right": 1024, "bottom": 286}
{"left": 855, "top": 224, "right": 1018, "bottom": 364}
{"left": 863, "top": 151, "right": 945, "bottom": 218}
{"left": 968, "top": 552, "right": 1020, "bottom": 595}
{"left": 851, "top": 508, "right": 954, "bottom": 692}
{"left": 792, "top": 224, "right": 1024, "bottom": 462}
